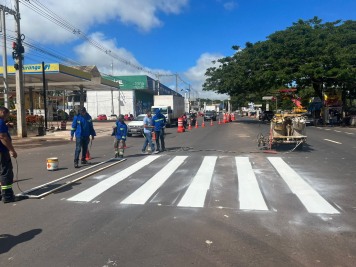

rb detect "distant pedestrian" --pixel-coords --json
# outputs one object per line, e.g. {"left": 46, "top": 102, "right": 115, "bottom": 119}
{"left": 152, "top": 108, "right": 166, "bottom": 152}
{"left": 70, "top": 107, "right": 96, "bottom": 168}
{"left": 0, "top": 107, "right": 18, "bottom": 203}
{"left": 142, "top": 111, "right": 155, "bottom": 154}
{"left": 113, "top": 114, "right": 127, "bottom": 158}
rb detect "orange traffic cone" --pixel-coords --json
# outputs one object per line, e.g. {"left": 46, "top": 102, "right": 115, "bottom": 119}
{"left": 188, "top": 121, "right": 192, "bottom": 130}
{"left": 177, "top": 117, "right": 185, "bottom": 133}
{"left": 195, "top": 121, "right": 199, "bottom": 128}
{"left": 202, "top": 121, "right": 205, "bottom": 127}
{"left": 85, "top": 150, "right": 91, "bottom": 160}
{"left": 210, "top": 119, "right": 213, "bottom": 126}
{"left": 152, "top": 131, "right": 156, "bottom": 140}
{"left": 218, "top": 118, "right": 221, "bottom": 125}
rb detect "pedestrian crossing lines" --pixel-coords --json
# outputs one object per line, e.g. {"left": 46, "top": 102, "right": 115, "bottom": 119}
{"left": 67, "top": 155, "right": 340, "bottom": 214}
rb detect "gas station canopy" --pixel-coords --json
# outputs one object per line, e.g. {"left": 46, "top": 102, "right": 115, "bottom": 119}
{"left": 0, "top": 63, "right": 119, "bottom": 91}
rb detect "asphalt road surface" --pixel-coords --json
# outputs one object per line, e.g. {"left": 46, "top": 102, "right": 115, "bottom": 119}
{"left": 1, "top": 116, "right": 355, "bottom": 267}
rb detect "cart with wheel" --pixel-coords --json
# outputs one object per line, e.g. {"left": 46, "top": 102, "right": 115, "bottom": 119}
{"left": 269, "top": 113, "right": 307, "bottom": 150}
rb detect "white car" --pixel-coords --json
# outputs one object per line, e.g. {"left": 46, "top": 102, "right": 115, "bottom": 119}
{"left": 109, "top": 114, "right": 118, "bottom": 121}
{"left": 127, "top": 114, "right": 146, "bottom": 137}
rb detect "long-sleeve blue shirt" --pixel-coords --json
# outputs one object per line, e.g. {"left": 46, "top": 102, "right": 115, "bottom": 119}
{"left": 152, "top": 109, "right": 166, "bottom": 131}
{"left": 115, "top": 121, "right": 128, "bottom": 140}
{"left": 71, "top": 113, "right": 96, "bottom": 138}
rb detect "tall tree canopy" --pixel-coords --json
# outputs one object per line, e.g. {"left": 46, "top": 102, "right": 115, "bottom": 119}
{"left": 203, "top": 17, "right": 356, "bottom": 106}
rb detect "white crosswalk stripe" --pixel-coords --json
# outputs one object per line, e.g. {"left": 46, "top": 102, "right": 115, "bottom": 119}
{"left": 67, "top": 155, "right": 160, "bottom": 202}
{"left": 236, "top": 157, "right": 268, "bottom": 211}
{"left": 267, "top": 157, "right": 339, "bottom": 214}
{"left": 177, "top": 156, "right": 217, "bottom": 208}
{"left": 121, "top": 156, "right": 187, "bottom": 205}
{"left": 67, "top": 155, "right": 339, "bottom": 214}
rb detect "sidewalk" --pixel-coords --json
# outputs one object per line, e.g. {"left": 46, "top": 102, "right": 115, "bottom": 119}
{"left": 12, "top": 121, "right": 114, "bottom": 145}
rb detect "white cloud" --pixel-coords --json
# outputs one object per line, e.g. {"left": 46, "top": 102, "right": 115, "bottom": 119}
{"left": 5, "top": 0, "right": 228, "bottom": 100}
{"left": 216, "top": 0, "right": 238, "bottom": 11}
{"left": 223, "top": 1, "right": 238, "bottom": 11}
{"left": 184, "top": 53, "right": 229, "bottom": 100}
{"left": 74, "top": 32, "right": 172, "bottom": 78}
{"left": 16, "top": 0, "right": 189, "bottom": 44}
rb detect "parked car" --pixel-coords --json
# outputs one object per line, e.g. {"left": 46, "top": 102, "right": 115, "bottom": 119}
{"left": 124, "top": 114, "right": 134, "bottom": 121}
{"left": 127, "top": 114, "right": 146, "bottom": 137}
{"left": 97, "top": 114, "right": 107, "bottom": 121}
{"left": 259, "top": 111, "right": 274, "bottom": 122}
{"left": 109, "top": 114, "right": 118, "bottom": 121}
{"left": 302, "top": 113, "right": 319, "bottom": 126}
{"left": 204, "top": 110, "right": 217, "bottom": 121}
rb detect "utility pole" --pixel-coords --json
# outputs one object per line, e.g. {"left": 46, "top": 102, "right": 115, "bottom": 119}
{"left": 156, "top": 74, "right": 160, "bottom": 95}
{"left": 111, "top": 60, "right": 114, "bottom": 114}
{"left": 0, "top": 7, "right": 12, "bottom": 108}
{"left": 14, "top": 0, "right": 26, "bottom": 137}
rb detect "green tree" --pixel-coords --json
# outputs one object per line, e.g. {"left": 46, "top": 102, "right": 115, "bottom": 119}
{"left": 203, "top": 17, "right": 356, "bottom": 108}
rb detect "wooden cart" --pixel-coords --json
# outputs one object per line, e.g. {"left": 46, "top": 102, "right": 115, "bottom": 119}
{"left": 269, "top": 113, "right": 307, "bottom": 149}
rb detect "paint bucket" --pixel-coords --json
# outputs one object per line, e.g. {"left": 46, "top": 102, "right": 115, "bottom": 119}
{"left": 47, "top": 157, "right": 59, "bottom": 171}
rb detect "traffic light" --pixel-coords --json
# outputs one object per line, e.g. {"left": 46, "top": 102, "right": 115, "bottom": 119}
{"left": 12, "top": 42, "right": 18, "bottom": 60}
{"left": 11, "top": 41, "right": 25, "bottom": 69}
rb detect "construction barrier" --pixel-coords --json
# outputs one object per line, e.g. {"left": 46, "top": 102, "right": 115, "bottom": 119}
{"left": 177, "top": 117, "right": 185, "bottom": 133}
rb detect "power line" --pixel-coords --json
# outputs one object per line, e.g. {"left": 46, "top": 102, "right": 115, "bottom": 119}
{"left": 18, "top": 0, "right": 191, "bottom": 85}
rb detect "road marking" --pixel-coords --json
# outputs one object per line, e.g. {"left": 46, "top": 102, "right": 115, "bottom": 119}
{"left": 121, "top": 156, "right": 187, "bottom": 205}
{"left": 345, "top": 132, "right": 354, "bottom": 135}
{"left": 235, "top": 157, "right": 268, "bottom": 211}
{"left": 268, "top": 157, "right": 339, "bottom": 214}
{"left": 177, "top": 156, "right": 217, "bottom": 208}
{"left": 68, "top": 156, "right": 161, "bottom": 202}
{"left": 324, "top": 139, "right": 342, "bottom": 144}
{"left": 334, "top": 130, "right": 341, "bottom": 133}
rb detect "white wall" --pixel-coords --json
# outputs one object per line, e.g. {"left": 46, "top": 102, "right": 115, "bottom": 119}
{"left": 86, "top": 90, "right": 135, "bottom": 118}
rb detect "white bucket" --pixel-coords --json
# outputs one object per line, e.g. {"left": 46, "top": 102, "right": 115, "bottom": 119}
{"left": 47, "top": 157, "right": 59, "bottom": 171}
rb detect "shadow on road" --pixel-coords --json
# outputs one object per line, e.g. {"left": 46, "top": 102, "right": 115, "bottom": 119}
{"left": 0, "top": 229, "right": 42, "bottom": 254}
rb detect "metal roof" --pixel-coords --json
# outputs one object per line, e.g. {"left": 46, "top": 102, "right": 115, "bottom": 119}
{"left": 0, "top": 63, "right": 119, "bottom": 91}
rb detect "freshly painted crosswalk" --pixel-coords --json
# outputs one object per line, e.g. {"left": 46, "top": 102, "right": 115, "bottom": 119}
{"left": 68, "top": 155, "right": 340, "bottom": 215}
{"left": 67, "top": 156, "right": 160, "bottom": 202}
{"left": 267, "top": 157, "right": 339, "bottom": 214}
{"left": 236, "top": 157, "right": 268, "bottom": 211}
{"left": 177, "top": 156, "right": 217, "bottom": 208}
{"left": 121, "top": 156, "right": 187, "bottom": 205}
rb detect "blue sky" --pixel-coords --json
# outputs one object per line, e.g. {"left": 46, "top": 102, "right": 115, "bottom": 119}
{"left": 1, "top": 0, "right": 356, "bottom": 99}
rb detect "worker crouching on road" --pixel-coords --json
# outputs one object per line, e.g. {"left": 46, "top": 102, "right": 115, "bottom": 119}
{"left": 70, "top": 107, "right": 96, "bottom": 168}
{"left": 152, "top": 108, "right": 166, "bottom": 152}
{"left": 0, "top": 107, "right": 18, "bottom": 203}
{"left": 113, "top": 114, "right": 127, "bottom": 158}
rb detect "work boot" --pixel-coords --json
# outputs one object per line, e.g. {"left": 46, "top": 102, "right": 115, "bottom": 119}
{"left": 2, "top": 188, "right": 15, "bottom": 204}
{"left": 81, "top": 159, "right": 88, "bottom": 165}
{"left": 3, "top": 195, "right": 15, "bottom": 203}
{"left": 74, "top": 160, "right": 79, "bottom": 168}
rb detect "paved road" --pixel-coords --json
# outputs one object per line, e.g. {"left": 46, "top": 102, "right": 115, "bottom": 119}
{"left": 1, "top": 117, "right": 355, "bottom": 266}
